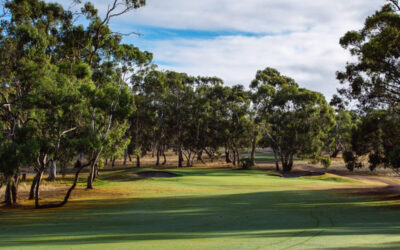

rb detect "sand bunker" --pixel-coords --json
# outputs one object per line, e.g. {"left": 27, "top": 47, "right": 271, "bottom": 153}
{"left": 136, "top": 171, "right": 180, "bottom": 178}
{"left": 282, "top": 171, "right": 325, "bottom": 178}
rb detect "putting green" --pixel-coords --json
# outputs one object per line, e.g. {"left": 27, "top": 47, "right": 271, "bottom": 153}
{"left": 1, "top": 169, "right": 400, "bottom": 249}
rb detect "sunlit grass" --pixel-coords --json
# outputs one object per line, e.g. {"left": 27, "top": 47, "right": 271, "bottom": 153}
{"left": 1, "top": 168, "right": 400, "bottom": 249}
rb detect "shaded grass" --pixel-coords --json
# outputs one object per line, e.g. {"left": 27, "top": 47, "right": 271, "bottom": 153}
{"left": 1, "top": 169, "right": 400, "bottom": 249}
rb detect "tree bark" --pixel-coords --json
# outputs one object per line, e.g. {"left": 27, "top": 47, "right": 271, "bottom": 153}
{"left": 178, "top": 146, "right": 183, "bottom": 168}
{"left": 232, "top": 149, "right": 237, "bottom": 166}
{"left": 112, "top": 156, "right": 116, "bottom": 167}
{"left": 11, "top": 175, "right": 19, "bottom": 205}
{"left": 128, "top": 154, "right": 132, "bottom": 162}
{"left": 225, "top": 149, "right": 232, "bottom": 163}
{"left": 273, "top": 149, "right": 280, "bottom": 172}
{"left": 136, "top": 155, "right": 140, "bottom": 168}
{"left": 282, "top": 153, "right": 294, "bottom": 173}
{"left": 87, "top": 150, "right": 102, "bottom": 189}
{"left": 34, "top": 171, "right": 44, "bottom": 208}
{"left": 47, "top": 161, "right": 57, "bottom": 181}
{"left": 4, "top": 176, "right": 19, "bottom": 206}
{"left": 156, "top": 144, "right": 160, "bottom": 166}
{"left": 331, "top": 149, "right": 340, "bottom": 158}
{"left": 29, "top": 172, "right": 41, "bottom": 200}
{"left": 251, "top": 133, "right": 257, "bottom": 164}
{"left": 162, "top": 149, "right": 167, "bottom": 165}
{"left": 4, "top": 183, "right": 12, "bottom": 206}
{"left": 87, "top": 163, "right": 95, "bottom": 189}
{"left": 234, "top": 147, "right": 240, "bottom": 166}
{"left": 123, "top": 150, "right": 128, "bottom": 166}
{"left": 197, "top": 151, "right": 206, "bottom": 164}
{"left": 36, "top": 163, "right": 90, "bottom": 209}
{"left": 94, "top": 166, "right": 99, "bottom": 181}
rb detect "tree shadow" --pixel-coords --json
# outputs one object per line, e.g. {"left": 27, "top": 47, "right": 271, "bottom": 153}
{"left": 1, "top": 188, "right": 400, "bottom": 248}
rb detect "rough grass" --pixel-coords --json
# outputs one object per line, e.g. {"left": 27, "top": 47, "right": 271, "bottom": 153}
{"left": 1, "top": 168, "right": 400, "bottom": 249}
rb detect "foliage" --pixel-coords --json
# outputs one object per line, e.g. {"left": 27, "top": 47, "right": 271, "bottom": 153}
{"left": 251, "top": 68, "right": 335, "bottom": 172}
{"left": 343, "top": 109, "right": 400, "bottom": 173}
{"left": 239, "top": 157, "right": 255, "bottom": 169}
{"left": 336, "top": 4, "right": 400, "bottom": 109}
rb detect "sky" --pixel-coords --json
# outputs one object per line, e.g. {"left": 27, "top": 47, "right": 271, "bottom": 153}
{"left": 58, "top": 0, "right": 385, "bottom": 99}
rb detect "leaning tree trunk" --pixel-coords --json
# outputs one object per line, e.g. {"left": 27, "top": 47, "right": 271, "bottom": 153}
{"left": 29, "top": 172, "right": 41, "bottom": 200}
{"left": 36, "top": 162, "right": 90, "bottom": 209}
{"left": 87, "top": 151, "right": 101, "bottom": 189}
{"left": 128, "top": 154, "right": 132, "bottom": 162}
{"left": 331, "top": 149, "right": 340, "bottom": 158}
{"left": 34, "top": 171, "right": 44, "bottom": 208}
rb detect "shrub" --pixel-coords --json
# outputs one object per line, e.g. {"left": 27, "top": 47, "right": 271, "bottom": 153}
{"left": 239, "top": 157, "right": 255, "bottom": 169}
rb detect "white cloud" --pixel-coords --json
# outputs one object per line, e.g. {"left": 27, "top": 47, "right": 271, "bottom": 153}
{"left": 118, "top": 0, "right": 383, "bottom": 33}
{"left": 145, "top": 27, "right": 349, "bottom": 98}
{"left": 54, "top": 0, "right": 387, "bottom": 99}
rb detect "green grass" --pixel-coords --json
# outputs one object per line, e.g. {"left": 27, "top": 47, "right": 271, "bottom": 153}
{"left": 1, "top": 169, "right": 400, "bottom": 249}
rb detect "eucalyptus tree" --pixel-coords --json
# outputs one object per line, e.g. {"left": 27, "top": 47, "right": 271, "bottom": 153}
{"left": 335, "top": 2, "right": 400, "bottom": 173}
{"left": 336, "top": 3, "right": 400, "bottom": 109}
{"left": 342, "top": 109, "right": 400, "bottom": 174}
{"left": 251, "top": 68, "right": 335, "bottom": 172}
{"left": 162, "top": 71, "right": 196, "bottom": 167}
{"left": 68, "top": 0, "right": 152, "bottom": 189}
{"left": 224, "top": 85, "right": 252, "bottom": 165}
{"left": 129, "top": 69, "right": 165, "bottom": 167}
{"left": 329, "top": 110, "right": 357, "bottom": 158}
{"left": 0, "top": 0, "right": 80, "bottom": 206}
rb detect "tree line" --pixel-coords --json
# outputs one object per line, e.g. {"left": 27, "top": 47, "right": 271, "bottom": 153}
{"left": 0, "top": 0, "right": 399, "bottom": 208}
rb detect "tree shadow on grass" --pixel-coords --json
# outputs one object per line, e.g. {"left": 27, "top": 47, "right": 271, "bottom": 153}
{"left": 1, "top": 189, "right": 400, "bottom": 248}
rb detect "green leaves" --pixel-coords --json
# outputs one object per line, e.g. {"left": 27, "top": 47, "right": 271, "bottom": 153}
{"left": 337, "top": 4, "right": 400, "bottom": 109}
{"left": 251, "top": 68, "right": 335, "bottom": 171}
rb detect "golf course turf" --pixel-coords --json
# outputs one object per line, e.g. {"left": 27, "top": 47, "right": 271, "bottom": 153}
{"left": 1, "top": 168, "right": 400, "bottom": 249}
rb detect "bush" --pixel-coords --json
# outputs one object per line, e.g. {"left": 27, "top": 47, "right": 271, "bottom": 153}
{"left": 239, "top": 157, "right": 255, "bottom": 169}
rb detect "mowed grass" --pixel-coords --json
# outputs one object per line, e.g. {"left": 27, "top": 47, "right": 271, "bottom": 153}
{"left": 1, "top": 168, "right": 400, "bottom": 249}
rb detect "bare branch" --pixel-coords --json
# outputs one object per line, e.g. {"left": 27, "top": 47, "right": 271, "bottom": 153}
{"left": 388, "top": 0, "right": 400, "bottom": 11}
{"left": 60, "top": 127, "right": 77, "bottom": 136}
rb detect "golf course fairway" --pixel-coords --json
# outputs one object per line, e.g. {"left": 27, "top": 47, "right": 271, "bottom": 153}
{"left": 1, "top": 168, "right": 400, "bottom": 249}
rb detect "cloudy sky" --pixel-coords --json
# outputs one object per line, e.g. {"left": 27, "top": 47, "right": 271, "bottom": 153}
{"left": 62, "top": 0, "right": 385, "bottom": 99}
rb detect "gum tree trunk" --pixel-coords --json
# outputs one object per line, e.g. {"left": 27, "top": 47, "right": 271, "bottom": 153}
{"left": 273, "top": 149, "right": 280, "bottom": 172}
{"left": 123, "top": 150, "right": 128, "bottom": 166}
{"left": 29, "top": 172, "right": 41, "bottom": 200}
{"left": 136, "top": 155, "right": 140, "bottom": 168}
{"left": 162, "top": 149, "right": 167, "bottom": 165}
{"left": 250, "top": 133, "right": 257, "bottom": 164}
{"left": 48, "top": 161, "right": 57, "bottom": 181}
{"left": 34, "top": 171, "right": 44, "bottom": 208}
{"left": 225, "top": 149, "right": 232, "bottom": 163}
{"left": 87, "top": 151, "right": 101, "bottom": 189}
{"left": 4, "top": 175, "right": 19, "bottom": 206}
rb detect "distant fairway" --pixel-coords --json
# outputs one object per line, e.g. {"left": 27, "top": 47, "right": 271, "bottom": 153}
{"left": 1, "top": 168, "right": 400, "bottom": 249}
